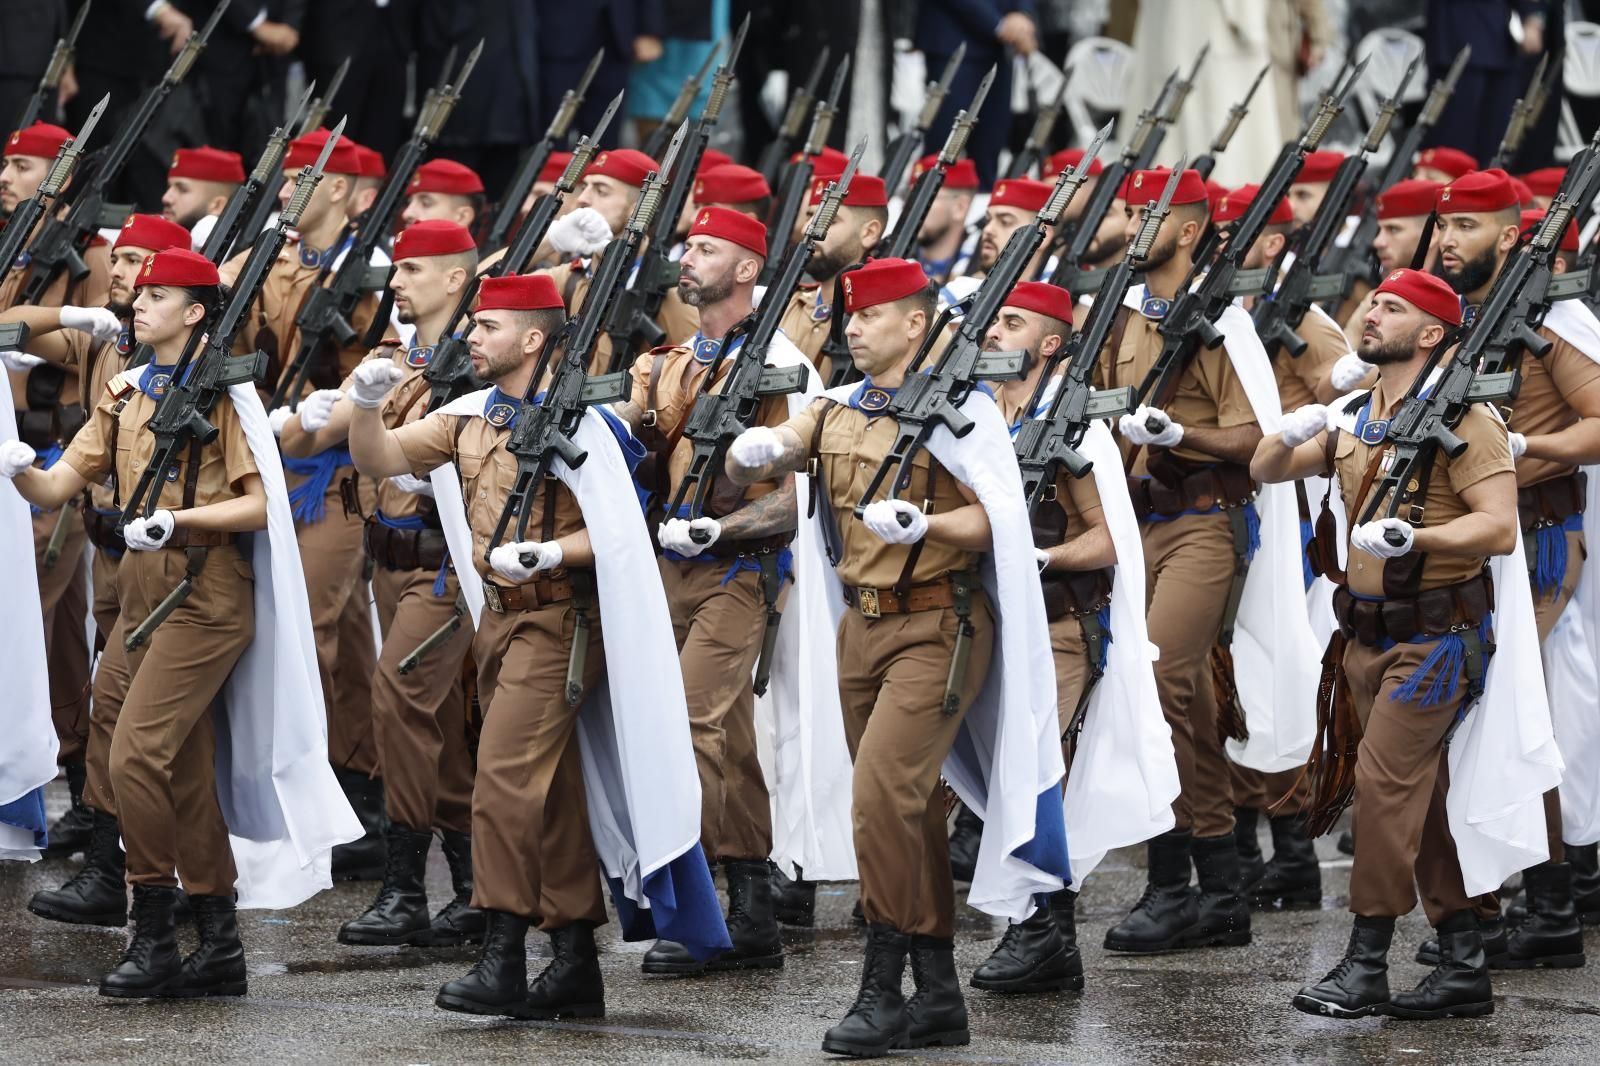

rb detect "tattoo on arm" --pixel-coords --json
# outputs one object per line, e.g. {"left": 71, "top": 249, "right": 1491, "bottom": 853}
{"left": 717, "top": 477, "right": 798, "bottom": 539}
{"left": 732, "top": 432, "right": 807, "bottom": 485}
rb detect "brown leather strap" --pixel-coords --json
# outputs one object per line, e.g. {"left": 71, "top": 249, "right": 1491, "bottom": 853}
{"left": 181, "top": 436, "right": 202, "bottom": 511}
{"left": 165, "top": 529, "right": 236, "bottom": 548}
{"left": 108, "top": 396, "right": 129, "bottom": 507}
{"left": 842, "top": 575, "right": 958, "bottom": 615}
{"left": 481, "top": 572, "right": 576, "bottom": 613}
{"left": 893, "top": 459, "right": 939, "bottom": 597}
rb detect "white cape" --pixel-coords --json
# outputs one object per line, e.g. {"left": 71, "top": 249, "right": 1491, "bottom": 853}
{"left": 1329, "top": 393, "right": 1563, "bottom": 894}
{"left": 1122, "top": 286, "right": 1323, "bottom": 772}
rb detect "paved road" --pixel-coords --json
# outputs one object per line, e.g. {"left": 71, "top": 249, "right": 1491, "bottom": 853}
{"left": 2, "top": 781, "right": 1598, "bottom": 1065}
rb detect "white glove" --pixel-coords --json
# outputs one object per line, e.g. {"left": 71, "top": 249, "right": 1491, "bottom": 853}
{"left": 0, "top": 350, "right": 45, "bottom": 372}
{"left": 1119, "top": 406, "right": 1184, "bottom": 448}
{"left": 347, "top": 361, "right": 405, "bottom": 408}
{"left": 388, "top": 473, "right": 435, "bottom": 497}
{"left": 1508, "top": 432, "right": 1527, "bottom": 460}
{"left": 123, "top": 509, "right": 176, "bottom": 552}
{"left": 1280, "top": 403, "right": 1330, "bottom": 447}
{"left": 862, "top": 499, "right": 928, "bottom": 544}
{"left": 489, "top": 540, "right": 563, "bottom": 581}
{"left": 1035, "top": 548, "right": 1051, "bottom": 572}
{"left": 547, "top": 206, "right": 613, "bottom": 256}
{"left": 1330, "top": 352, "right": 1376, "bottom": 392}
{"left": 268, "top": 406, "right": 293, "bottom": 436}
{"left": 658, "top": 516, "right": 721, "bottom": 558}
{"left": 728, "top": 426, "right": 784, "bottom": 470}
{"left": 298, "top": 388, "right": 342, "bottom": 431}
{"left": 0, "top": 439, "right": 36, "bottom": 478}
{"left": 1351, "top": 518, "right": 1414, "bottom": 559}
{"left": 59, "top": 305, "right": 124, "bottom": 343}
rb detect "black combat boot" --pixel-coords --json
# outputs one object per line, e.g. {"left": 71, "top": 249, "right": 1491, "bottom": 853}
{"left": 1234, "top": 806, "right": 1266, "bottom": 889}
{"left": 1570, "top": 843, "right": 1600, "bottom": 923}
{"left": 1389, "top": 911, "right": 1494, "bottom": 1019}
{"left": 99, "top": 884, "right": 182, "bottom": 998}
{"left": 821, "top": 923, "right": 910, "bottom": 1057}
{"left": 338, "top": 823, "right": 432, "bottom": 945}
{"left": 418, "top": 829, "right": 486, "bottom": 946}
{"left": 435, "top": 910, "right": 531, "bottom": 1017}
{"left": 1415, "top": 914, "right": 1508, "bottom": 966}
{"left": 948, "top": 804, "right": 982, "bottom": 883}
{"left": 29, "top": 808, "right": 127, "bottom": 926}
{"left": 526, "top": 921, "right": 605, "bottom": 1019}
{"left": 970, "top": 896, "right": 1080, "bottom": 993}
{"left": 1249, "top": 815, "right": 1322, "bottom": 909}
{"left": 1291, "top": 915, "right": 1393, "bottom": 1018}
{"left": 164, "top": 894, "right": 247, "bottom": 997}
{"left": 1501, "top": 862, "right": 1586, "bottom": 969}
{"left": 1104, "top": 830, "right": 1199, "bottom": 953}
{"left": 1183, "top": 833, "right": 1252, "bottom": 947}
{"left": 43, "top": 761, "right": 93, "bottom": 857}
{"left": 1049, "top": 889, "right": 1085, "bottom": 987}
{"left": 772, "top": 865, "right": 816, "bottom": 927}
{"left": 331, "top": 768, "right": 388, "bottom": 881}
{"left": 712, "top": 860, "right": 783, "bottom": 970}
{"left": 905, "top": 934, "right": 969, "bottom": 1048}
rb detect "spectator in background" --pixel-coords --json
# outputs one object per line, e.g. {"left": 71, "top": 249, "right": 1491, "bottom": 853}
{"left": 533, "top": 0, "right": 664, "bottom": 150}
{"left": 1267, "top": 0, "right": 1334, "bottom": 143}
{"left": 0, "top": 0, "right": 70, "bottom": 130}
{"left": 1424, "top": 0, "right": 1555, "bottom": 166}
{"left": 300, "top": 0, "right": 418, "bottom": 162}
{"left": 629, "top": 0, "right": 726, "bottom": 149}
{"left": 191, "top": 0, "right": 305, "bottom": 158}
{"left": 916, "top": 0, "right": 1039, "bottom": 189}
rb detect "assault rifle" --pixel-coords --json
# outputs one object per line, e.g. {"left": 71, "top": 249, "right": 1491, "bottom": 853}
{"left": 603, "top": 16, "right": 748, "bottom": 369}
{"left": 756, "top": 48, "right": 830, "bottom": 188}
{"left": 485, "top": 49, "right": 603, "bottom": 252}
{"left": 880, "top": 65, "right": 994, "bottom": 260}
{"left": 205, "top": 82, "right": 315, "bottom": 262}
{"left": 269, "top": 42, "right": 482, "bottom": 410}
{"left": 119, "top": 122, "right": 345, "bottom": 651}
{"left": 1005, "top": 60, "right": 1070, "bottom": 180}
{"left": 234, "top": 56, "right": 351, "bottom": 255}
{"left": 853, "top": 125, "right": 1110, "bottom": 517}
{"left": 17, "top": 1, "right": 229, "bottom": 306}
{"left": 1489, "top": 51, "right": 1558, "bottom": 171}
{"left": 421, "top": 94, "right": 620, "bottom": 413}
{"left": 1253, "top": 53, "right": 1417, "bottom": 360}
{"left": 0, "top": 96, "right": 106, "bottom": 286}
{"left": 1012, "top": 163, "right": 1184, "bottom": 507}
{"left": 880, "top": 45, "right": 965, "bottom": 200}
{"left": 14, "top": 0, "right": 89, "bottom": 129}
{"left": 1193, "top": 63, "right": 1269, "bottom": 180}
{"left": 760, "top": 55, "right": 849, "bottom": 288}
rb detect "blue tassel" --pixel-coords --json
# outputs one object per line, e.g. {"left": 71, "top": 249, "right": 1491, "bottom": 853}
{"left": 1299, "top": 516, "right": 1315, "bottom": 590}
{"left": 28, "top": 443, "right": 65, "bottom": 517}
{"left": 1393, "top": 632, "right": 1467, "bottom": 706}
{"left": 1534, "top": 521, "right": 1572, "bottom": 599}
{"left": 282, "top": 447, "right": 352, "bottom": 524}
{"left": 1094, "top": 604, "right": 1112, "bottom": 672}
{"left": 432, "top": 559, "right": 449, "bottom": 597}
{"left": 1243, "top": 501, "right": 1262, "bottom": 563}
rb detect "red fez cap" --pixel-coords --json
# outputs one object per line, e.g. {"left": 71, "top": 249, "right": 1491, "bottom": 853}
{"left": 798, "top": 146, "right": 850, "bottom": 181}
{"left": 1438, "top": 168, "right": 1519, "bottom": 214}
{"left": 5, "top": 121, "right": 70, "bottom": 159}
{"left": 1119, "top": 167, "right": 1209, "bottom": 207}
{"left": 688, "top": 205, "right": 767, "bottom": 257}
{"left": 353, "top": 145, "right": 386, "bottom": 180}
{"left": 697, "top": 148, "right": 733, "bottom": 175}
{"left": 1296, "top": 150, "right": 1345, "bottom": 184}
{"left": 1002, "top": 281, "right": 1073, "bottom": 325}
{"left": 393, "top": 219, "right": 477, "bottom": 261}
{"left": 1214, "top": 184, "right": 1291, "bottom": 226}
{"left": 694, "top": 164, "right": 771, "bottom": 205}
{"left": 476, "top": 273, "right": 565, "bottom": 313}
{"left": 167, "top": 146, "right": 244, "bottom": 184}
{"left": 989, "top": 177, "right": 1053, "bottom": 213}
{"left": 408, "top": 158, "right": 484, "bottom": 197}
{"left": 1522, "top": 167, "right": 1566, "bottom": 198}
{"left": 1522, "top": 208, "right": 1579, "bottom": 252}
{"left": 135, "top": 248, "right": 220, "bottom": 289}
{"left": 584, "top": 148, "right": 658, "bottom": 187}
{"left": 1375, "top": 178, "right": 1441, "bottom": 220}
{"left": 912, "top": 154, "right": 980, "bottom": 189}
{"left": 1373, "top": 267, "right": 1462, "bottom": 326}
{"left": 285, "top": 128, "right": 361, "bottom": 175}
{"left": 809, "top": 172, "right": 887, "bottom": 208}
{"left": 114, "top": 213, "right": 193, "bottom": 254}
{"left": 1041, "top": 148, "right": 1104, "bottom": 179}
{"left": 538, "top": 151, "right": 573, "bottom": 186}
{"left": 1414, "top": 146, "right": 1477, "bottom": 179}
{"left": 1511, "top": 177, "right": 1534, "bottom": 206}
{"left": 840, "top": 258, "right": 929, "bottom": 313}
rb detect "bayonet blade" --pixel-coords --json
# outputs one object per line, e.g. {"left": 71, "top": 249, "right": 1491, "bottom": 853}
{"left": 937, "top": 43, "right": 966, "bottom": 94}
{"left": 657, "top": 119, "right": 691, "bottom": 187}
{"left": 802, "top": 47, "right": 831, "bottom": 100}
{"left": 826, "top": 54, "right": 851, "bottom": 108}
{"left": 724, "top": 13, "right": 750, "bottom": 71}
{"left": 311, "top": 115, "right": 348, "bottom": 175}
{"left": 576, "top": 49, "right": 604, "bottom": 100}
{"left": 452, "top": 39, "right": 485, "bottom": 93}
{"left": 810, "top": 137, "right": 868, "bottom": 240}
{"left": 967, "top": 64, "right": 997, "bottom": 118}
{"left": 1130, "top": 157, "right": 1187, "bottom": 260}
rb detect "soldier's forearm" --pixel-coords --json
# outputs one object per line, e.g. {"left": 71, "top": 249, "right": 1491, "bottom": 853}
{"left": 347, "top": 404, "right": 413, "bottom": 479}
{"left": 1181, "top": 423, "right": 1263, "bottom": 465}
{"left": 727, "top": 427, "right": 805, "bottom": 485}
{"left": 925, "top": 502, "right": 992, "bottom": 552}
{"left": 1521, "top": 419, "right": 1600, "bottom": 467}
{"left": 716, "top": 478, "right": 798, "bottom": 539}
{"left": 1250, "top": 431, "right": 1327, "bottom": 484}
{"left": 172, "top": 477, "right": 267, "bottom": 533}
{"left": 12, "top": 462, "right": 89, "bottom": 511}
{"left": 1044, "top": 520, "right": 1115, "bottom": 571}
{"left": 555, "top": 528, "right": 594, "bottom": 568}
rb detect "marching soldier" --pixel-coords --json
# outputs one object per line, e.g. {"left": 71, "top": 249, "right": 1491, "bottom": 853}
{"left": 160, "top": 146, "right": 245, "bottom": 250}
{"left": 1335, "top": 179, "right": 1443, "bottom": 350}
{"left": 1412, "top": 146, "right": 1477, "bottom": 185}
{"left": 968, "top": 177, "right": 1053, "bottom": 281}
{"left": 691, "top": 163, "right": 773, "bottom": 222}
{"left": 1522, "top": 168, "right": 1564, "bottom": 210}
{"left": 1286, "top": 150, "right": 1344, "bottom": 227}
{"left": 401, "top": 158, "right": 486, "bottom": 229}
{"left": 908, "top": 154, "right": 978, "bottom": 285}
{"left": 349, "top": 144, "right": 388, "bottom": 222}
{"left": 1254, "top": 268, "right": 1517, "bottom": 1020}
{"left": 775, "top": 173, "right": 887, "bottom": 370}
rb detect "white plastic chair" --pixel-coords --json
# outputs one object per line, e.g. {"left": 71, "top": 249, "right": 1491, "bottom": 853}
{"left": 1350, "top": 28, "right": 1427, "bottom": 172}
{"left": 1558, "top": 22, "right": 1600, "bottom": 162}
{"left": 1062, "top": 36, "right": 1135, "bottom": 150}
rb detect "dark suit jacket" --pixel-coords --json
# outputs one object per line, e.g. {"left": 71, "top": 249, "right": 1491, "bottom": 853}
{"left": 913, "top": 0, "right": 1034, "bottom": 60}
{"left": 1424, "top": 0, "right": 1547, "bottom": 72}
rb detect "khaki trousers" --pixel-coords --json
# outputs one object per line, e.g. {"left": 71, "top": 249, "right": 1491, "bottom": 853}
{"left": 661, "top": 558, "right": 777, "bottom": 862}
{"left": 370, "top": 566, "right": 474, "bottom": 834}
{"left": 470, "top": 598, "right": 607, "bottom": 928}
{"left": 836, "top": 596, "right": 994, "bottom": 938}
{"left": 295, "top": 491, "right": 378, "bottom": 775}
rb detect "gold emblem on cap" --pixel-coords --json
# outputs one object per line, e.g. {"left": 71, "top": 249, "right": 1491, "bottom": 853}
{"left": 842, "top": 276, "right": 853, "bottom": 295}
{"left": 1389, "top": 270, "right": 1403, "bottom": 281}
{"left": 1134, "top": 173, "right": 1144, "bottom": 189}
{"left": 594, "top": 152, "right": 608, "bottom": 166}
{"left": 698, "top": 211, "right": 710, "bottom": 225}
{"left": 171, "top": 151, "right": 180, "bottom": 168}
{"left": 694, "top": 180, "right": 704, "bottom": 196}
{"left": 1441, "top": 189, "right": 1451, "bottom": 202}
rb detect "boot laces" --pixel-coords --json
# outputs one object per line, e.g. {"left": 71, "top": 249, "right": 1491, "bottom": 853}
{"left": 120, "top": 897, "right": 167, "bottom": 966}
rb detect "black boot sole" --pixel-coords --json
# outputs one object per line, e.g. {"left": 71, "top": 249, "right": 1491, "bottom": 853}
{"left": 705, "top": 950, "right": 783, "bottom": 973}
{"left": 434, "top": 991, "right": 534, "bottom": 1018}
{"left": 1103, "top": 930, "right": 1194, "bottom": 954}
{"left": 1290, "top": 992, "right": 1387, "bottom": 1019}
{"left": 338, "top": 923, "right": 430, "bottom": 946}
{"left": 162, "top": 975, "right": 248, "bottom": 998}
{"left": 1498, "top": 950, "right": 1586, "bottom": 970}
{"left": 99, "top": 976, "right": 179, "bottom": 999}
{"left": 413, "top": 925, "right": 487, "bottom": 947}
{"left": 28, "top": 898, "right": 126, "bottom": 928}
{"left": 820, "top": 1032, "right": 907, "bottom": 1057}
{"left": 641, "top": 957, "right": 708, "bottom": 976}
{"left": 970, "top": 947, "right": 1084, "bottom": 993}
{"left": 1385, "top": 999, "right": 1494, "bottom": 1020}
{"left": 905, "top": 1027, "right": 970, "bottom": 1048}
{"left": 524, "top": 1000, "right": 604, "bottom": 1020}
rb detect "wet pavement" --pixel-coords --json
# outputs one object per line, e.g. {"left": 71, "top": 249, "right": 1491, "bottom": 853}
{"left": 3, "top": 780, "right": 1599, "bottom": 1065}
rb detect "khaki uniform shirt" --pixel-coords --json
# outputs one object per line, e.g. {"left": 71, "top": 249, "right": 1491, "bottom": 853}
{"left": 781, "top": 398, "right": 977, "bottom": 588}
{"left": 82, "top": 337, "right": 128, "bottom": 511}
{"left": 777, "top": 283, "right": 833, "bottom": 369}
{"left": 1274, "top": 305, "right": 1350, "bottom": 412}
{"left": 374, "top": 346, "right": 440, "bottom": 520}
{"left": 2, "top": 243, "right": 109, "bottom": 413}
{"left": 1508, "top": 325, "right": 1600, "bottom": 488}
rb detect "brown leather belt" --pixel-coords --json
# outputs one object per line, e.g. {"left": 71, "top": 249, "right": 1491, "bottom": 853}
{"left": 364, "top": 520, "right": 448, "bottom": 572}
{"left": 1518, "top": 470, "right": 1587, "bottom": 531}
{"left": 1332, "top": 572, "right": 1493, "bottom": 647}
{"left": 154, "top": 529, "right": 236, "bottom": 549}
{"left": 843, "top": 575, "right": 957, "bottom": 617}
{"left": 82, "top": 507, "right": 127, "bottom": 554}
{"left": 697, "top": 532, "right": 794, "bottom": 560}
{"left": 1127, "top": 463, "right": 1255, "bottom": 522}
{"left": 482, "top": 573, "right": 575, "bottom": 613}
{"left": 1041, "top": 567, "right": 1113, "bottom": 623}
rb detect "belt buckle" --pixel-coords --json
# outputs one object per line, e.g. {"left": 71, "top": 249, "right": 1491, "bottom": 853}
{"left": 857, "top": 587, "right": 881, "bottom": 618}
{"left": 483, "top": 583, "right": 504, "bottom": 613}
